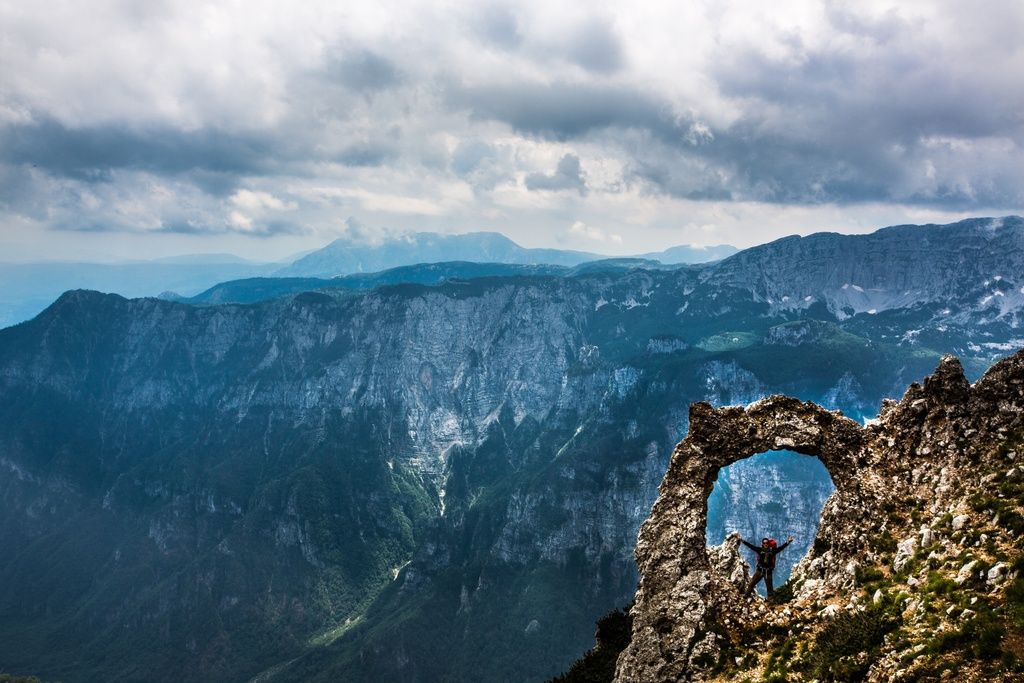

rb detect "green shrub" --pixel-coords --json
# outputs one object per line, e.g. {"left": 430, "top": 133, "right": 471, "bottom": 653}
{"left": 770, "top": 581, "right": 795, "bottom": 605}
{"left": 855, "top": 565, "right": 885, "bottom": 585}
{"left": 923, "top": 571, "right": 955, "bottom": 596}
{"left": 1007, "top": 569, "right": 1024, "bottom": 630}
{"left": 548, "top": 606, "right": 633, "bottom": 683}
{"left": 931, "top": 609, "right": 1004, "bottom": 661}
{"left": 801, "top": 604, "right": 898, "bottom": 682}
{"left": 875, "top": 530, "right": 898, "bottom": 553}
{"left": 998, "top": 480, "right": 1024, "bottom": 498}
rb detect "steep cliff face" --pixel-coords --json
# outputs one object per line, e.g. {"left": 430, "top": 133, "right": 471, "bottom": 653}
{"left": 0, "top": 281, "right": 610, "bottom": 682}
{"left": 615, "top": 350, "right": 1024, "bottom": 682}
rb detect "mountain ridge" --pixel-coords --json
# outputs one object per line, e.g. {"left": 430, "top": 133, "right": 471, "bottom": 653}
{"left": 0, "top": 232, "right": 732, "bottom": 328}
{"left": 274, "top": 231, "right": 736, "bottom": 279}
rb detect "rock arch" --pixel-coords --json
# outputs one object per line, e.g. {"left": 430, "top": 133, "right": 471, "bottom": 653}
{"left": 614, "top": 396, "right": 866, "bottom": 682}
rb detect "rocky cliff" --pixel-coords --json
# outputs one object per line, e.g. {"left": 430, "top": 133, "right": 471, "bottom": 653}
{"left": 613, "top": 349, "right": 1024, "bottom": 682}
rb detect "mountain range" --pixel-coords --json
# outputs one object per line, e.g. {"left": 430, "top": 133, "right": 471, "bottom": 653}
{"left": 0, "top": 234, "right": 736, "bottom": 329}
{"left": 175, "top": 259, "right": 676, "bottom": 306}
{"left": 0, "top": 217, "right": 1021, "bottom": 682}
{"left": 274, "top": 232, "right": 737, "bottom": 279}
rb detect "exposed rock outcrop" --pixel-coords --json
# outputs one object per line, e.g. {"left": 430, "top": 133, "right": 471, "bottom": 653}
{"left": 615, "top": 350, "right": 1024, "bottom": 681}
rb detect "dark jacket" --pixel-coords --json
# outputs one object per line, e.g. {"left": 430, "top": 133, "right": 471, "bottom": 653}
{"left": 741, "top": 539, "right": 791, "bottom": 569}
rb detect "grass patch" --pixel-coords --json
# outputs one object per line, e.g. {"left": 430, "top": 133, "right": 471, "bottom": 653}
{"left": 695, "top": 331, "right": 758, "bottom": 352}
{"left": 762, "top": 638, "right": 796, "bottom": 680}
{"left": 928, "top": 608, "right": 1004, "bottom": 660}
{"left": 855, "top": 565, "right": 885, "bottom": 586}
{"left": 968, "top": 494, "right": 1024, "bottom": 535}
{"left": 923, "top": 571, "right": 956, "bottom": 596}
{"left": 875, "top": 530, "right": 898, "bottom": 554}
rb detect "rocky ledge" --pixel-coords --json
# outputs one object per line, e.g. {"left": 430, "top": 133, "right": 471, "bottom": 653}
{"left": 609, "top": 349, "right": 1024, "bottom": 682}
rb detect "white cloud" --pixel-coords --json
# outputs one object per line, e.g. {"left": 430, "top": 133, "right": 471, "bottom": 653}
{"left": 569, "top": 220, "right": 622, "bottom": 244}
{"left": 230, "top": 190, "right": 296, "bottom": 212}
{"left": 229, "top": 210, "right": 253, "bottom": 230}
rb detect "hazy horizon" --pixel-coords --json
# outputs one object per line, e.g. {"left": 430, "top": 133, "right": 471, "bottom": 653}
{"left": 0, "top": 227, "right": 731, "bottom": 265}
{"left": 2, "top": 215, "right": 1019, "bottom": 266}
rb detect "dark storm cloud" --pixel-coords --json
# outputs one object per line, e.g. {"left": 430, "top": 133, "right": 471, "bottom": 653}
{"left": 690, "top": 35, "right": 1024, "bottom": 208}
{"left": 0, "top": 116, "right": 407, "bottom": 192}
{"left": 188, "top": 170, "right": 246, "bottom": 197}
{"left": 562, "top": 19, "right": 624, "bottom": 74}
{"left": 524, "top": 153, "right": 587, "bottom": 196}
{"left": 335, "top": 142, "right": 398, "bottom": 167}
{"left": 474, "top": 5, "right": 522, "bottom": 50}
{"left": 152, "top": 219, "right": 304, "bottom": 237}
{"left": 447, "top": 80, "right": 680, "bottom": 141}
{"left": 448, "top": 47, "right": 1024, "bottom": 209}
{"left": 712, "top": 43, "right": 1014, "bottom": 142}
{"left": 3, "top": 0, "right": 1023, "bottom": 255}
{"left": 624, "top": 118, "right": 1023, "bottom": 209}
{"left": 447, "top": 78, "right": 874, "bottom": 203}
{"left": 0, "top": 119, "right": 279, "bottom": 182}
{"left": 330, "top": 50, "right": 404, "bottom": 92}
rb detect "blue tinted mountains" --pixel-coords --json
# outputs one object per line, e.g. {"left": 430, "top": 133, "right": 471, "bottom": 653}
{"left": 178, "top": 259, "right": 675, "bottom": 305}
{"left": 0, "top": 233, "right": 736, "bottom": 328}
{"left": 0, "top": 217, "right": 1021, "bottom": 682}
{"left": 275, "top": 231, "right": 738, "bottom": 278}
{"left": 0, "top": 257, "right": 277, "bottom": 329}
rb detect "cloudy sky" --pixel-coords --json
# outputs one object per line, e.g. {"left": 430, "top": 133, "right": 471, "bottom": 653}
{"left": 1, "top": 0, "right": 1022, "bottom": 261}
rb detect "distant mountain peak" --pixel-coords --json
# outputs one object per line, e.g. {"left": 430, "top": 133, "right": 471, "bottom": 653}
{"left": 276, "top": 231, "right": 600, "bottom": 278}
{"left": 277, "top": 230, "right": 737, "bottom": 278}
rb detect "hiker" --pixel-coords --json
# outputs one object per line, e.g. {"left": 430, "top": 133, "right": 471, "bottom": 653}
{"left": 740, "top": 535, "right": 794, "bottom": 598}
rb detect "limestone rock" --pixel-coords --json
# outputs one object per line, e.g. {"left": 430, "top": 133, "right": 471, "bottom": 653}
{"left": 614, "top": 350, "right": 1024, "bottom": 682}
{"left": 956, "top": 560, "right": 979, "bottom": 585}
{"left": 893, "top": 536, "right": 918, "bottom": 572}
{"left": 987, "top": 562, "right": 1008, "bottom": 584}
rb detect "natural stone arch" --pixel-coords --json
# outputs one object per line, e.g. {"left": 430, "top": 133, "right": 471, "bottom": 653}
{"left": 705, "top": 449, "right": 835, "bottom": 593}
{"left": 614, "top": 395, "right": 866, "bottom": 682}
